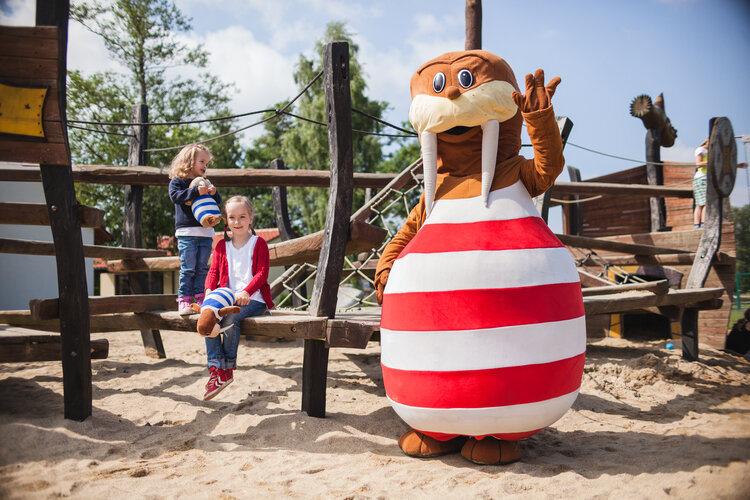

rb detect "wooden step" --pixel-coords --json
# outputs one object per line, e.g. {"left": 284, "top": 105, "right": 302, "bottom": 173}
{"left": 0, "top": 202, "right": 104, "bottom": 227}
{"left": 29, "top": 294, "right": 178, "bottom": 320}
{"left": 0, "top": 237, "right": 167, "bottom": 259}
{"left": 0, "top": 335, "right": 108, "bottom": 362}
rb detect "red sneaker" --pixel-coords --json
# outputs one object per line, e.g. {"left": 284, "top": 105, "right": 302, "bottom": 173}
{"left": 218, "top": 367, "right": 234, "bottom": 388}
{"left": 203, "top": 366, "right": 227, "bottom": 401}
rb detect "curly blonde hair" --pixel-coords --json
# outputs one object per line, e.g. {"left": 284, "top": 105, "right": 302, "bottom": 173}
{"left": 169, "top": 144, "right": 212, "bottom": 179}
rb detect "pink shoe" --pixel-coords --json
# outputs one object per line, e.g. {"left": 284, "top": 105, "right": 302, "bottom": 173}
{"left": 177, "top": 296, "right": 193, "bottom": 315}
{"left": 194, "top": 293, "right": 205, "bottom": 307}
{"left": 203, "top": 366, "right": 227, "bottom": 401}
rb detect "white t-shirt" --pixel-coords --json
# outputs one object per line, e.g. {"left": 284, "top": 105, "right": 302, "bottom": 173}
{"left": 226, "top": 235, "right": 264, "bottom": 304}
{"left": 175, "top": 226, "right": 215, "bottom": 238}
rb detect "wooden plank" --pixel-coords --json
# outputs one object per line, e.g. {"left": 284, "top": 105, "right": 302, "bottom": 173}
{"left": 326, "top": 318, "right": 378, "bottom": 348}
{"left": 582, "top": 279, "right": 669, "bottom": 296}
{"left": 558, "top": 233, "right": 689, "bottom": 255}
{"left": 578, "top": 252, "right": 735, "bottom": 267}
{"left": 0, "top": 55, "right": 59, "bottom": 81}
{"left": 550, "top": 181, "right": 692, "bottom": 198}
{"left": 0, "top": 26, "right": 60, "bottom": 41}
{"left": 105, "top": 256, "right": 181, "bottom": 273}
{"left": 0, "top": 336, "right": 108, "bottom": 362}
{"left": 0, "top": 165, "right": 400, "bottom": 188}
{"left": 582, "top": 287, "right": 724, "bottom": 316}
{"left": 563, "top": 166, "right": 583, "bottom": 235}
{"left": 0, "top": 139, "right": 70, "bottom": 166}
{"left": 0, "top": 202, "right": 104, "bottom": 227}
{"left": 0, "top": 30, "right": 59, "bottom": 59}
{"left": 0, "top": 309, "right": 329, "bottom": 338}
{"left": 29, "top": 294, "right": 178, "bottom": 320}
{"left": 0, "top": 238, "right": 167, "bottom": 259}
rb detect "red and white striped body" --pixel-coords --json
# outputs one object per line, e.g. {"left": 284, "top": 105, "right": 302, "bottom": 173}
{"left": 380, "top": 180, "right": 585, "bottom": 440}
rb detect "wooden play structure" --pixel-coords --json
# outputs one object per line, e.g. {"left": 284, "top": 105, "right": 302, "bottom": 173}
{"left": 0, "top": 0, "right": 738, "bottom": 421}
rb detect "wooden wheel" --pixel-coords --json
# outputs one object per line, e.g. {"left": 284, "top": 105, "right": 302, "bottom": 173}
{"left": 708, "top": 117, "right": 737, "bottom": 198}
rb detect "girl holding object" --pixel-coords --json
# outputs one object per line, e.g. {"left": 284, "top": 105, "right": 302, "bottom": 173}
{"left": 168, "top": 144, "right": 222, "bottom": 315}
{"left": 201, "top": 195, "right": 274, "bottom": 400}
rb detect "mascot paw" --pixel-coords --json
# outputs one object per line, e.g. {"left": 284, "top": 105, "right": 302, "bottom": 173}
{"left": 460, "top": 437, "right": 521, "bottom": 465}
{"left": 397, "top": 430, "right": 465, "bottom": 458}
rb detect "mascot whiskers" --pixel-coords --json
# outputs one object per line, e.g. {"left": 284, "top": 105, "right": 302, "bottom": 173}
{"left": 375, "top": 50, "right": 585, "bottom": 465}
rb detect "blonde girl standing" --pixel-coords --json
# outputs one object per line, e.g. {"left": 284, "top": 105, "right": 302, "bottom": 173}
{"left": 168, "top": 144, "right": 222, "bottom": 314}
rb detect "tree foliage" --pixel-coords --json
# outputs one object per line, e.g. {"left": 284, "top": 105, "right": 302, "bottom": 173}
{"left": 255, "top": 22, "right": 390, "bottom": 234}
{"left": 68, "top": 0, "right": 243, "bottom": 248}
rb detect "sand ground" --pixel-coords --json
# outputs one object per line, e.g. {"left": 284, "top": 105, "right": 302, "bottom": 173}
{"left": 1, "top": 326, "right": 749, "bottom": 499}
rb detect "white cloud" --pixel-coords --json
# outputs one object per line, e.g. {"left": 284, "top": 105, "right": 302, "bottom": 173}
{"left": 174, "top": 25, "right": 297, "bottom": 142}
{"left": 68, "top": 21, "right": 125, "bottom": 75}
{"left": 0, "top": 0, "right": 35, "bottom": 25}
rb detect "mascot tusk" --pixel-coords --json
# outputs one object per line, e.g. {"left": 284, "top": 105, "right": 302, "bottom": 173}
{"left": 420, "top": 130, "right": 438, "bottom": 217}
{"left": 481, "top": 120, "right": 499, "bottom": 207}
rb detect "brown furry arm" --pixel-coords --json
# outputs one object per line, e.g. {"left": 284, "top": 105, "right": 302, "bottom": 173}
{"left": 518, "top": 105, "right": 565, "bottom": 197}
{"left": 374, "top": 198, "right": 426, "bottom": 304}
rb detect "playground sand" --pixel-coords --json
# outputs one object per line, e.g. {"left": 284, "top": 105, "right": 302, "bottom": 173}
{"left": 1, "top": 327, "right": 749, "bottom": 499}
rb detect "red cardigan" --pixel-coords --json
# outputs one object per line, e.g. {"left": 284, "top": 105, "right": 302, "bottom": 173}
{"left": 204, "top": 237, "right": 274, "bottom": 308}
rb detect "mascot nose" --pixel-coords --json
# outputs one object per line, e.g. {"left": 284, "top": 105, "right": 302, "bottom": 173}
{"left": 445, "top": 86, "right": 461, "bottom": 99}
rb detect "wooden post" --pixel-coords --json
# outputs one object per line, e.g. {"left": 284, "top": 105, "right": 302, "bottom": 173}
{"left": 465, "top": 0, "right": 482, "bottom": 50}
{"left": 36, "top": 0, "right": 92, "bottom": 421}
{"left": 304, "top": 41, "right": 354, "bottom": 418}
{"left": 125, "top": 104, "right": 165, "bottom": 358}
{"left": 646, "top": 129, "right": 667, "bottom": 232}
{"left": 683, "top": 117, "right": 737, "bottom": 361}
{"left": 270, "top": 158, "right": 305, "bottom": 308}
{"left": 564, "top": 166, "right": 583, "bottom": 235}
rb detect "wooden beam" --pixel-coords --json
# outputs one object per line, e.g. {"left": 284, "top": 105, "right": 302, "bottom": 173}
{"left": 0, "top": 237, "right": 167, "bottom": 259}
{"left": 549, "top": 181, "right": 692, "bottom": 199}
{"left": 583, "top": 287, "right": 724, "bottom": 316}
{"left": 0, "top": 335, "right": 108, "bottom": 362}
{"left": 0, "top": 165, "right": 400, "bottom": 189}
{"left": 29, "top": 294, "right": 178, "bottom": 320}
{"left": 582, "top": 279, "right": 669, "bottom": 296}
{"left": 464, "top": 0, "right": 482, "bottom": 50}
{"left": 0, "top": 309, "right": 328, "bottom": 339}
{"left": 0, "top": 202, "right": 104, "bottom": 227}
{"left": 558, "top": 233, "right": 689, "bottom": 255}
{"left": 576, "top": 252, "right": 735, "bottom": 267}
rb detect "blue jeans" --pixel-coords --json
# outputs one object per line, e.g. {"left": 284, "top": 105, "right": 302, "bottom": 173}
{"left": 206, "top": 300, "right": 267, "bottom": 369}
{"left": 177, "top": 236, "right": 213, "bottom": 298}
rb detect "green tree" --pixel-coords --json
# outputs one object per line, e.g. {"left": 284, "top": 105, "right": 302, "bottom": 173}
{"left": 271, "top": 22, "right": 389, "bottom": 234}
{"left": 732, "top": 205, "right": 750, "bottom": 292}
{"left": 68, "top": 0, "right": 242, "bottom": 248}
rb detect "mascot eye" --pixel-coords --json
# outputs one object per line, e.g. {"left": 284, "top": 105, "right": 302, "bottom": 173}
{"left": 432, "top": 72, "right": 446, "bottom": 93}
{"left": 458, "top": 69, "right": 474, "bottom": 88}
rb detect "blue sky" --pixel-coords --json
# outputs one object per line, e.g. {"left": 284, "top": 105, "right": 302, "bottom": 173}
{"left": 3, "top": 0, "right": 750, "bottom": 211}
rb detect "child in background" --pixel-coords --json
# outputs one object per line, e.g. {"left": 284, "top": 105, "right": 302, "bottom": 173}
{"left": 202, "top": 195, "right": 274, "bottom": 400}
{"left": 693, "top": 143, "right": 708, "bottom": 229}
{"left": 168, "top": 144, "right": 222, "bottom": 315}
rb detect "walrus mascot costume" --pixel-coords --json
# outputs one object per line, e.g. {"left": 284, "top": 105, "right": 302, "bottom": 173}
{"left": 374, "top": 50, "right": 585, "bottom": 465}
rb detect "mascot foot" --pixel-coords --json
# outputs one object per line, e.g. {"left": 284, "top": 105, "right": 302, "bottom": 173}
{"left": 398, "top": 430, "right": 465, "bottom": 458}
{"left": 461, "top": 437, "right": 521, "bottom": 465}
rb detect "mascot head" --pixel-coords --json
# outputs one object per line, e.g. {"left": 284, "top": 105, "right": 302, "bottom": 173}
{"left": 409, "top": 50, "right": 522, "bottom": 214}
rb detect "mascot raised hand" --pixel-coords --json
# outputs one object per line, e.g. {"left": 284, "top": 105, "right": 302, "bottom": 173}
{"left": 374, "top": 50, "right": 585, "bottom": 465}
